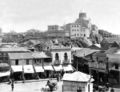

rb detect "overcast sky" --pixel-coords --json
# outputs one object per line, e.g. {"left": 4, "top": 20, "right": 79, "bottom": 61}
{"left": 0, "top": 0, "right": 120, "bottom": 34}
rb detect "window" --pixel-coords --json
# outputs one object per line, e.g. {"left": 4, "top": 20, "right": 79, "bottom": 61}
{"left": 115, "top": 64, "right": 119, "bottom": 69}
{"left": 26, "top": 60, "right": 29, "bottom": 65}
{"left": 15, "top": 59, "right": 19, "bottom": 65}
{"left": 64, "top": 53, "right": 68, "bottom": 60}
{"left": 55, "top": 53, "right": 59, "bottom": 60}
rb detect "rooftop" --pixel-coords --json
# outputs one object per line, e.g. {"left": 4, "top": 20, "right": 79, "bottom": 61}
{"left": 74, "top": 48, "right": 99, "bottom": 57}
{"left": 51, "top": 46, "right": 71, "bottom": 51}
{"left": 8, "top": 52, "right": 33, "bottom": 60}
{"left": 0, "top": 47, "right": 30, "bottom": 52}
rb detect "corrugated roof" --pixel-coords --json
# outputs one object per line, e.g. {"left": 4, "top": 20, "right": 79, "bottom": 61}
{"left": 8, "top": 53, "right": 33, "bottom": 60}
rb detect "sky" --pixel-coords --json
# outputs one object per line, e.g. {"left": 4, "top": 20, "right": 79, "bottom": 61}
{"left": 0, "top": 0, "right": 120, "bottom": 34}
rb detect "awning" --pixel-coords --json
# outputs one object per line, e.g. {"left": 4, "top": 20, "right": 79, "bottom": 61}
{"left": 43, "top": 65, "right": 54, "bottom": 71}
{"left": 34, "top": 66, "right": 44, "bottom": 72}
{"left": 0, "top": 63, "right": 9, "bottom": 67}
{"left": 0, "top": 63, "right": 10, "bottom": 71}
{"left": 53, "top": 65, "right": 63, "bottom": 71}
{"left": 0, "top": 71, "right": 10, "bottom": 77}
{"left": 11, "top": 65, "right": 23, "bottom": 72}
{"left": 23, "top": 65, "right": 34, "bottom": 73}
{"left": 63, "top": 65, "right": 74, "bottom": 72}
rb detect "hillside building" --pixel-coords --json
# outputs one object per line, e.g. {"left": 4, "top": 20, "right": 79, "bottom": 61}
{"left": 63, "top": 12, "right": 92, "bottom": 39}
{"left": 47, "top": 25, "right": 69, "bottom": 38}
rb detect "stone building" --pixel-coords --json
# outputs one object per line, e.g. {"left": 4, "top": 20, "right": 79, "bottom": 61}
{"left": 63, "top": 12, "right": 91, "bottom": 39}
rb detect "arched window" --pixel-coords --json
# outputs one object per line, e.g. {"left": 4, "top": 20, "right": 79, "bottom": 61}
{"left": 64, "top": 53, "right": 68, "bottom": 60}
{"left": 55, "top": 53, "right": 59, "bottom": 60}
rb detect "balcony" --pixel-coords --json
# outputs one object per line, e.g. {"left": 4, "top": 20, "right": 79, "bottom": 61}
{"left": 62, "top": 59, "right": 70, "bottom": 65}
{"left": 53, "top": 60, "right": 61, "bottom": 66}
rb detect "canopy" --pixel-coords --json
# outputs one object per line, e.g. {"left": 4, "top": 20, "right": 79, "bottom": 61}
{"left": 62, "top": 71, "right": 94, "bottom": 82}
{"left": 11, "top": 65, "right": 23, "bottom": 72}
{"left": 0, "top": 63, "right": 9, "bottom": 67}
{"left": 62, "top": 65, "right": 74, "bottom": 72}
{"left": 53, "top": 65, "right": 63, "bottom": 71}
{"left": 23, "top": 65, "right": 34, "bottom": 73}
{"left": 34, "top": 66, "right": 44, "bottom": 72}
{"left": 43, "top": 65, "right": 54, "bottom": 71}
{"left": 0, "top": 71, "right": 10, "bottom": 77}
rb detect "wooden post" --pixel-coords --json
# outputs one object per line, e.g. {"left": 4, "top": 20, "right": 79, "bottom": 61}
{"left": 77, "top": 57, "right": 78, "bottom": 71}
{"left": 22, "top": 65, "right": 25, "bottom": 83}
{"left": 106, "top": 57, "right": 109, "bottom": 84}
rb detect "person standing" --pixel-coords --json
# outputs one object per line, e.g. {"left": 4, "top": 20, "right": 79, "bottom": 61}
{"left": 11, "top": 79, "right": 14, "bottom": 91}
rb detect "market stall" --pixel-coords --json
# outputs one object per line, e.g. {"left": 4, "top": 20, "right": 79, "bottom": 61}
{"left": 0, "top": 71, "right": 10, "bottom": 82}
{"left": 23, "top": 65, "right": 35, "bottom": 80}
{"left": 11, "top": 65, "right": 23, "bottom": 80}
{"left": 34, "top": 65, "right": 45, "bottom": 78}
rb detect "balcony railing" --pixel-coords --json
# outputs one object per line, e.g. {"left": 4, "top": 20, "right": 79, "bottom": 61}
{"left": 62, "top": 59, "right": 70, "bottom": 65}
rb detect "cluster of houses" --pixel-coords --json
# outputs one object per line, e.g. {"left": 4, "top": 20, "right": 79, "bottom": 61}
{"left": 0, "top": 12, "right": 120, "bottom": 92}
{"left": 0, "top": 43, "right": 95, "bottom": 92}
{"left": 0, "top": 40, "right": 120, "bottom": 91}
{"left": 73, "top": 44, "right": 120, "bottom": 86}
{"left": 0, "top": 45, "right": 74, "bottom": 81}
